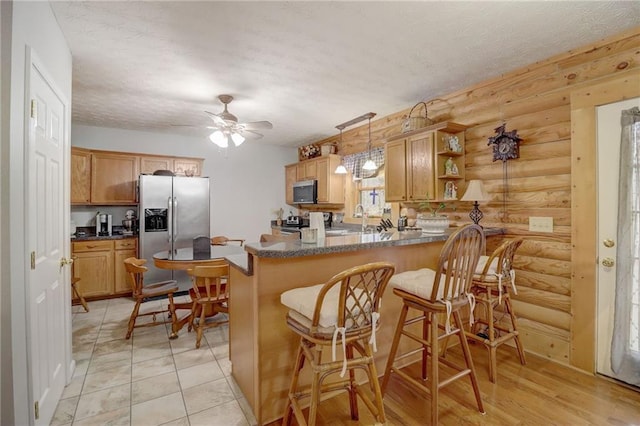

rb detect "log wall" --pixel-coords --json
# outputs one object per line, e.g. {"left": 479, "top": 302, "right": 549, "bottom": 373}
{"left": 311, "top": 27, "right": 640, "bottom": 369}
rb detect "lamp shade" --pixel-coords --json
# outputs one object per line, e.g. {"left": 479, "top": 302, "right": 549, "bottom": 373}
{"left": 362, "top": 159, "right": 377, "bottom": 171}
{"left": 334, "top": 164, "right": 348, "bottom": 174}
{"left": 461, "top": 180, "right": 490, "bottom": 202}
{"left": 231, "top": 132, "right": 245, "bottom": 146}
{"left": 209, "top": 130, "right": 228, "bottom": 148}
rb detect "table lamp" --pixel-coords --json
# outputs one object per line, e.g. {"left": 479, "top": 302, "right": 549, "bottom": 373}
{"left": 460, "top": 180, "right": 491, "bottom": 225}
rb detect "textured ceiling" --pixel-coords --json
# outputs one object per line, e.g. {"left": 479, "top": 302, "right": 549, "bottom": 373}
{"left": 50, "top": 1, "right": 640, "bottom": 148}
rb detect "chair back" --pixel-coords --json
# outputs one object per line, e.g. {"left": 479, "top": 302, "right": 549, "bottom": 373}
{"left": 188, "top": 264, "right": 230, "bottom": 302}
{"left": 310, "top": 262, "right": 395, "bottom": 337}
{"left": 211, "top": 236, "right": 245, "bottom": 246}
{"left": 477, "top": 238, "right": 523, "bottom": 281}
{"left": 123, "top": 257, "right": 148, "bottom": 296}
{"left": 431, "top": 224, "right": 485, "bottom": 302}
{"left": 260, "top": 233, "right": 299, "bottom": 243}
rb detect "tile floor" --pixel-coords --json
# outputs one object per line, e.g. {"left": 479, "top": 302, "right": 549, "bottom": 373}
{"left": 52, "top": 296, "right": 257, "bottom": 426}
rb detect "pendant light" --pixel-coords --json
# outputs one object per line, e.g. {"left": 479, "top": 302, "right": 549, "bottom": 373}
{"left": 334, "top": 128, "right": 348, "bottom": 174}
{"left": 362, "top": 115, "right": 377, "bottom": 171}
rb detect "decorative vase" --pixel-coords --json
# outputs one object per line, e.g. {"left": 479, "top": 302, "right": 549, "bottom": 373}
{"left": 416, "top": 215, "right": 449, "bottom": 234}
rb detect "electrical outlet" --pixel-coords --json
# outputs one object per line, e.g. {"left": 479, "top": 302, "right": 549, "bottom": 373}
{"left": 529, "top": 216, "right": 553, "bottom": 233}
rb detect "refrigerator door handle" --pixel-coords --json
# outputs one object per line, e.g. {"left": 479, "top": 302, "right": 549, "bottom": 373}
{"left": 167, "top": 196, "right": 173, "bottom": 243}
{"left": 173, "top": 197, "right": 178, "bottom": 242}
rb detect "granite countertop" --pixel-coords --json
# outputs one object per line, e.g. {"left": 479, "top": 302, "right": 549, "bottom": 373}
{"left": 71, "top": 233, "right": 138, "bottom": 242}
{"left": 243, "top": 227, "right": 504, "bottom": 259}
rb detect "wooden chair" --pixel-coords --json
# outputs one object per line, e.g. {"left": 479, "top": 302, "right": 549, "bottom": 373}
{"left": 123, "top": 257, "right": 179, "bottom": 339}
{"left": 464, "top": 238, "right": 526, "bottom": 383}
{"left": 260, "top": 233, "right": 299, "bottom": 243}
{"left": 210, "top": 235, "right": 245, "bottom": 246}
{"left": 280, "top": 262, "right": 395, "bottom": 426}
{"left": 70, "top": 257, "right": 89, "bottom": 312}
{"left": 381, "top": 224, "right": 486, "bottom": 425}
{"left": 187, "top": 264, "right": 230, "bottom": 349}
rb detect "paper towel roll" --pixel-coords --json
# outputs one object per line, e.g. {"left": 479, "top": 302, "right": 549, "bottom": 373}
{"left": 309, "top": 212, "right": 325, "bottom": 239}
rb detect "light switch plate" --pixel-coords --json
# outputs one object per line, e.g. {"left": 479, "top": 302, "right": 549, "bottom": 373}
{"left": 529, "top": 216, "right": 553, "bottom": 233}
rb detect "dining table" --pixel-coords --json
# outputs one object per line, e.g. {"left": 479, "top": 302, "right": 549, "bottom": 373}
{"left": 152, "top": 245, "right": 246, "bottom": 334}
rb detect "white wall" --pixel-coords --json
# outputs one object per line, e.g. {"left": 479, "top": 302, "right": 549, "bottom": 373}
{"left": 2, "top": 1, "right": 73, "bottom": 424}
{"left": 72, "top": 124, "right": 298, "bottom": 242}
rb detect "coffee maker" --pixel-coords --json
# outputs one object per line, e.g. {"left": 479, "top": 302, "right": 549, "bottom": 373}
{"left": 96, "top": 213, "right": 112, "bottom": 236}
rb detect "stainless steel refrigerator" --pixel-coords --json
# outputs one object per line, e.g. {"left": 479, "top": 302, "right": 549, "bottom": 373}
{"left": 139, "top": 175, "right": 210, "bottom": 291}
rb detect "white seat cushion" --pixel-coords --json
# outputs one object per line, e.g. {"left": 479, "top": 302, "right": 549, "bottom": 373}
{"left": 473, "top": 255, "right": 500, "bottom": 281}
{"left": 389, "top": 268, "right": 446, "bottom": 300}
{"left": 281, "top": 283, "right": 340, "bottom": 328}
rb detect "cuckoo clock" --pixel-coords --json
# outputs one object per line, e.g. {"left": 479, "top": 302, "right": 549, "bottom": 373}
{"left": 488, "top": 123, "right": 522, "bottom": 162}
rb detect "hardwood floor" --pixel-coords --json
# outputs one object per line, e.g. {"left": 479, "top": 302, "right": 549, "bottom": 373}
{"left": 269, "top": 342, "right": 640, "bottom": 425}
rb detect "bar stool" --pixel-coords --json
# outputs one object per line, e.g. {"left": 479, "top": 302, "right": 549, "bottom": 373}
{"left": 465, "top": 238, "right": 526, "bottom": 383}
{"left": 381, "top": 224, "right": 485, "bottom": 424}
{"left": 280, "top": 262, "right": 395, "bottom": 426}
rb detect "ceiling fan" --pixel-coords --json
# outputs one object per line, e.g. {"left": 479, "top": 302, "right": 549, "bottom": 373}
{"left": 205, "top": 94, "right": 273, "bottom": 148}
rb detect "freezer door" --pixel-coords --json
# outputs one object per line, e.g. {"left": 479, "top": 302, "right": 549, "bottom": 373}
{"left": 139, "top": 175, "right": 173, "bottom": 284}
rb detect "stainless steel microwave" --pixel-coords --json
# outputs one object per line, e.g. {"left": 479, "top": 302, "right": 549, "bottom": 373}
{"left": 293, "top": 180, "right": 317, "bottom": 204}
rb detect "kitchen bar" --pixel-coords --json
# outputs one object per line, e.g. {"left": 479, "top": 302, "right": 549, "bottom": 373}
{"left": 226, "top": 227, "right": 503, "bottom": 425}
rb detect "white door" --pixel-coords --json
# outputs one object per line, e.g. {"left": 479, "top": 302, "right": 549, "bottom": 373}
{"left": 596, "top": 97, "right": 640, "bottom": 380}
{"left": 27, "top": 52, "right": 69, "bottom": 425}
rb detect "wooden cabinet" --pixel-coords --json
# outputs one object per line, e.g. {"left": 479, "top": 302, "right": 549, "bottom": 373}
{"left": 72, "top": 238, "right": 137, "bottom": 299}
{"left": 140, "top": 156, "right": 203, "bottom": 177}
{"left": 71, "top": 148, "right": 92, "bottom": 204}
{"left": 72, "top": 240, "right": 114, "bottom": 298}
{"left": 91, "top": 152, "right": 140, "bottom": 204}
{"left": 385, "top": 122, "right": 467, "bottom": 202}
{"left": 285, "top": 154, "right": 344, "bottom": 205}
{"left": 71, "top": 148, "right": 205, "bottom": 205}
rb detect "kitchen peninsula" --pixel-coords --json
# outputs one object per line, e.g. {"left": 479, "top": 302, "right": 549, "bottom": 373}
{"left": 227, "top": 228, "right": 503, "bottom": 425}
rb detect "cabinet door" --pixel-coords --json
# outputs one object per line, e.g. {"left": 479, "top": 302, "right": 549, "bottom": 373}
{"left": 91, "top": 152, "right": 140, "bottom": 204}
{"left": 71, "top": 148, "right": 91, "bottom": 204}
{"left": 297, "top": 160, "right": 317, "bottom": 180}
{"left": 174, "top": 158, "right": 203, "bottom": 176}
{"left": 407, "top": 132, "right": 435, "bottom": 201}
{"left": 140, "top": 156, "right": 174, "bottom": 175}
{"left": 114, "top": 248, "right": 136, "bottom": 294}
{"left": 73, "top": 250, "right": 114, "bottom": 298}
{"left": 285, "top": 164, "right": 298, "bottom": 204}
{"left": 316, "top": 158, "right": 329, "bottom": 202}
{"left": 384, "top": 139, "right": 408, "bottom": 202}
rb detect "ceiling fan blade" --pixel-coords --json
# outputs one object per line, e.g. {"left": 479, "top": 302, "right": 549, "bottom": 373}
{"left": 242, "top": 120, "right": 273, "bottom": 131}
{"left": 241, "top": 130, "right": 264, "bottom": 139}
{"left": 204, "top": 110, "right": 227, "bottom": 126}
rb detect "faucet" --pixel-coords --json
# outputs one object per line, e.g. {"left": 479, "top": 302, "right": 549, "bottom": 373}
{"left": 355, "top": 204, "right": 367, "bottom": 232}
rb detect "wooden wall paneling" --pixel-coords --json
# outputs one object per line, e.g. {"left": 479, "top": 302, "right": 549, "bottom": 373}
{"left": 570, "top": 70, "right": 640, "bottom": 372}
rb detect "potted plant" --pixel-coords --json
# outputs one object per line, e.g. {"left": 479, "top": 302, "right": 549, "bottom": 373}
{"left": 417, "top": 198, "right": 449, "bottom": 234}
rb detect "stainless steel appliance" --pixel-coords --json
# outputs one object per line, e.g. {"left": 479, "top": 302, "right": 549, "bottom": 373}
{"left": 139, "top": 175, "right": 210, "bottom": 290}
{"left": 293, "top": 180, "right": 317, "bottom": 204}
{"left": 96, "top": 213, "right": 112, "bottom": 236}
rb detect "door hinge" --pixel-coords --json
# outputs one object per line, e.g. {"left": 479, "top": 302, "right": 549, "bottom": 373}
{"left": 30, "top": 99, "right": 37, "bottom": 119}
{"left": 34, "top": 400, "right": 39, "bottom": 420}
{"left": 31, "top": 251, "right": 36, "bottom": 270}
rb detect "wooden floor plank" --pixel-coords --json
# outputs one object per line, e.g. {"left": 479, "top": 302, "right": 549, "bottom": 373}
{"left": 268, "top": 342, "right": 640, "bottom": 425}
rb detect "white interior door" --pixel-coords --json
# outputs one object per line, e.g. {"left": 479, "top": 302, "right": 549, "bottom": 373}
{"left": 27, "top": 52, "right": 69, "bottom": 425}
{"left": 596, "top": 97, "right": 640, "bottom": 380}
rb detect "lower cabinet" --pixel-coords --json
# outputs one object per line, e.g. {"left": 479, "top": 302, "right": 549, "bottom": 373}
{"left": 72, "top": 238, "right": 137, "bottom": 300}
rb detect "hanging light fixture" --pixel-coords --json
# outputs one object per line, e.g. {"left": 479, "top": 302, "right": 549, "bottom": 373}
{"left": 209, "top": 129, "right": 245, "bottom": 148}
{"left": 334, "top": 128, "right": 348, "bottom": 174}
{"left": 362, "top": 115, "right": 377, "bottom": 171}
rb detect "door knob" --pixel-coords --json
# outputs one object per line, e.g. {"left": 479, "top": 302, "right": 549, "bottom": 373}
{"left": 601, "top": 257, "right": 615, "bottom": 268}
{"left": 603, "top": 239, "right": 615, "bottom": 248}
{"left": 59, "top": 257, "right": 74, "bottom": 271}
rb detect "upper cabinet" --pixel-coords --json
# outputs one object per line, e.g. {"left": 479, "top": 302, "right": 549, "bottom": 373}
{"left": 285, "top": 154, "right": 345, "bottom": 205}
{"left": 71, "top": 148, "right": 204, "bottom": 205}
{"left": 384, "top": 122, "right": 467, "bottom": 203}
{"left": 91, "top": 152, "right": 140, "bottom": 204}
{"left": 71, "top": 148, "right": 92, "bottom": 204}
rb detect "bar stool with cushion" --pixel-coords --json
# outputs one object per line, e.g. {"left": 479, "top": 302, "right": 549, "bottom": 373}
{"left": 210, "top": 235, "right": 245, "bottom": 246}
{"left": 280, "top": 262, "right": 395, "bottom": 426}
{"left": 187, "top": 263, "right": 230, "bottom": 349}
{"left": 124, "top": 257, "right": 179, "bottom": 339}
{"left": 381, "top": 224, "right": 486, "bottom": 424}
{"left": 70, "top": 257, "right": 89, "bottom": 312}
{"left": 465, "top": 237, "right": 526, "bottom": 383}
{"left": 260, "top": 233, "right": 299, "bottom": 243}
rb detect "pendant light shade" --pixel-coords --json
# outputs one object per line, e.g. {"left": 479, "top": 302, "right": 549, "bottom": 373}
{"left": 334, "top": 128, "right": 347, "bottom": 174}
{"left": 363, "top": 115, "right": 377, "bottom": 171}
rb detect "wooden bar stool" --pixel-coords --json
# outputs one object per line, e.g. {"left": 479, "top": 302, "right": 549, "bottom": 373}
{"left": 187, "top": 264, "right": 230, "bottom": 349}
{"left": 280, "top": 262, "right": 395, "bottom": 426}
{"left": 381, "top": 224, "right": 486, "bottom": 425}
{"left": 465, "top": 238, "right": 526, "bottom": 383}
{"left": 70, "top": 257, "right": 89, "bottom": 312}
{"left": 210, "top": 235, "right": 245, "bottom": 246}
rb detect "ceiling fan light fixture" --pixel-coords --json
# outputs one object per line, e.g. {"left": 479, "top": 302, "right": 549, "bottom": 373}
{"left": 231, "top": 132, "right": 245, "bottom": 146}
{"left": 209, "top": 130, "right": 228, "bottom": 148}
